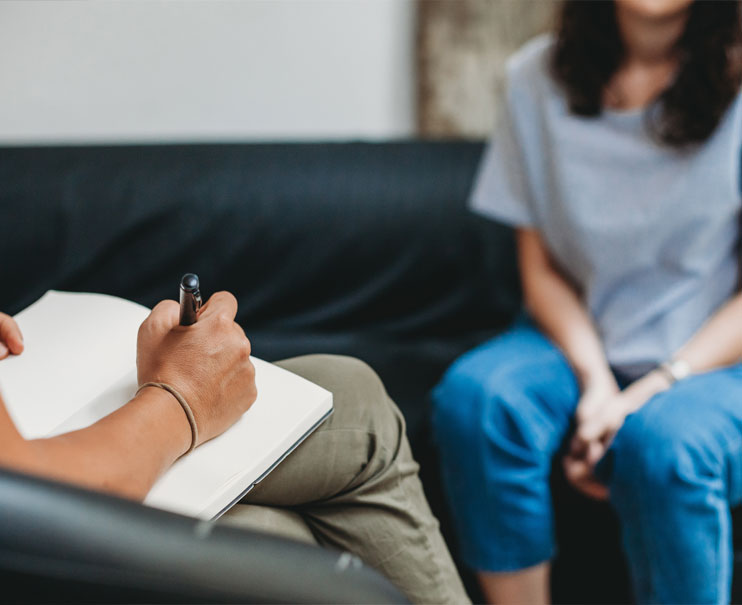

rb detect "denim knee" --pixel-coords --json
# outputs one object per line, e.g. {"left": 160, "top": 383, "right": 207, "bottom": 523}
{"left": 432, "top": 359, "right": 553, "bottom": 467}
{"left": 431, "top": 360, "right": 485, "bottom": 452}
{"left": 609, "top": 403, "right": 722, "bottom": 500}
{"left": 432, "top": 343, "right": 580, "bottom": 571}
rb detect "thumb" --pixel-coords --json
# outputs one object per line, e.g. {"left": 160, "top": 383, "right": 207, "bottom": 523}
{"left": 586, "top": 440, "right": 606, "bottom": 466}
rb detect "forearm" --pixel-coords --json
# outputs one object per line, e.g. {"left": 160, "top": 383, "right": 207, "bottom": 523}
{"left": 518, "top": 230, "right": 612, "bottom": 389}
{"left": 673, "top": 291, "right": 742, "bottom": 372}
{"left": 599, "top": 293, "right": 742, "bottom": 416}
{"left": 5, "top": 387, "right": 190, "bottom": 501}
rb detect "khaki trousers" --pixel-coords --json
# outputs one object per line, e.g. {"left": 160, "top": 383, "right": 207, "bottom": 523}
{"left": 221, "top": 354, "right": 469, "bottom": 604}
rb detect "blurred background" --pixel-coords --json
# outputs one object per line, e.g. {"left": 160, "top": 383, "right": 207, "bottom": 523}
{"left": 0, "top": 0, "right": 553, "bottom": 144}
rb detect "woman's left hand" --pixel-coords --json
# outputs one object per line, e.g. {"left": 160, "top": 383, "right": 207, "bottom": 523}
{"left": 564, "top": 370, "right": 671, "bottom": 500}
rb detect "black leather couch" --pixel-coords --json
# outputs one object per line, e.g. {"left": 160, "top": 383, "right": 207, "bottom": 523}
{"left": 0, "top": 141, "right": 739, "bottom": 602}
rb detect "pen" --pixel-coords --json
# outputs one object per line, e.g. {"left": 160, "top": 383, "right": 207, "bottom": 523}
{"left": 179, "top": 273, "right": 202, "bottom": 326}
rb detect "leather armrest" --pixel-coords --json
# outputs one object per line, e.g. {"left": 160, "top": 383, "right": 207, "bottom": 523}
{"left": 0, "top": 468, "right": 407, "bottom": 603}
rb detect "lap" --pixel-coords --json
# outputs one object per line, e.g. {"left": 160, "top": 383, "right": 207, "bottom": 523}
{"left": 604, "top": 364, "right": 742, "bottom": 499}
{"left": 433, "top": 319, "right": 580, "bottom": 455}
{"left": 244, "top": 353, "right": 406, "bottom": 506}
{"left": 615, "top": 364, "right": 742, "bottom": 451}
{"left": 273, "top": 354, "right": 398, "bottom": 438}
{"left": 220, "top": 503, "right": 318, "bottom": 545}
{"left": 237, "top": 355, "right": 470, "bottom": 604}
{"left": 441, "top": 319, "right": 574, "bottom": 386}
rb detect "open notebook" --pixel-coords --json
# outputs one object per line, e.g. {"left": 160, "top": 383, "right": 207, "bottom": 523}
{"left": 0, "top": 291, "right": 333, "bottom": 519}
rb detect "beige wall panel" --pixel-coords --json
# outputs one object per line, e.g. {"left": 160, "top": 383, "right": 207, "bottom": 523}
{"left": 418, "top": 0, "right": 555, "bottom": 139}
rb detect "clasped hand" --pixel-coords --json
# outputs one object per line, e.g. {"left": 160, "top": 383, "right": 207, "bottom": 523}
{"left": 564, "top": 371, "right": 669, "bottom": 500}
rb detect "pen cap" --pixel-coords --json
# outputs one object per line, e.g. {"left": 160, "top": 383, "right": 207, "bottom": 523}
{"left": 180, "top": 273, "right": 200, "bottom": 293}
{"left": 179, "top": 273, "right": 202, "bottom": 326}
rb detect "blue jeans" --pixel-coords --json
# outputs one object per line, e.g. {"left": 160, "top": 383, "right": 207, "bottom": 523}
{"left": 432, "top": 319, "right": 742, "bottom": 604}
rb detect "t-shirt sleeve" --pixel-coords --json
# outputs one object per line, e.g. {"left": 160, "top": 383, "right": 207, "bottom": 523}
{"left": 468, "top": 92, "right": 536, "bottom": 228}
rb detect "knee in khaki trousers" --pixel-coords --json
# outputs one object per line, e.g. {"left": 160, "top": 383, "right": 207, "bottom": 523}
{"left": 221, "top": 354, "right": 469, "bottom": 604}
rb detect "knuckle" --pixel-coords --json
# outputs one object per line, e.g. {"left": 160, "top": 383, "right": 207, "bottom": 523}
{"left": 150, "top": 300, "right": 177, "bottom": 324}
{"left": 215, "top": 313, "right": 233, "bottom": 329}
{"left": 238, "top": 342, "right": 250, "bottom": 362}
{"left": 151, "top": 300, "right": 168, "bottom": 314}
{"left": 138, "top": 318, "right": 152, "bottom": 336}
{"left": 162, "top": 300, "right": 179, "bottom": 314}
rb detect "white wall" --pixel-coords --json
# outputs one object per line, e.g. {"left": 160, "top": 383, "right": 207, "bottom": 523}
{"left": 0, "top": 0, "right": 416, "bottom": 144}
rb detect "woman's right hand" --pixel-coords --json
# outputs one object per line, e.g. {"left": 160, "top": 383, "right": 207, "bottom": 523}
{"left": 136, "top": 291, "right": 257, "bottom": 447}
{"left": 574, "top": 372, "right": 620, "bottom": 426}
{"left": 563, "top": 372, "right": 619, "bottom": 500}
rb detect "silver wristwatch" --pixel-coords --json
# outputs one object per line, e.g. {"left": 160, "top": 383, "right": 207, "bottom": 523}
{"left": 658, "top": 359, "right": 692, "bottom": 384}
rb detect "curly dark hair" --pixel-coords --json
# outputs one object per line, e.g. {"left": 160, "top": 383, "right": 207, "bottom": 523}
{"left": 551, "top": 0, "right": 742, "bottom": 147}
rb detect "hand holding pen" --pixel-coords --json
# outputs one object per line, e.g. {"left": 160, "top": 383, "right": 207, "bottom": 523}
{"left": 136, "top": 275, "right": 256, "bottom": 452}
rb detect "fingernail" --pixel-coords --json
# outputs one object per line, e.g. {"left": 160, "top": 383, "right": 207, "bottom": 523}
{"left": 0, "top": 343, "right": 8, "bottom": 358}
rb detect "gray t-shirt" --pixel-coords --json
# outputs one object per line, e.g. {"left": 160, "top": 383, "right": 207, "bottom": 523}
{"left": 471, "top": 35, "right": 742, "bottom": 379}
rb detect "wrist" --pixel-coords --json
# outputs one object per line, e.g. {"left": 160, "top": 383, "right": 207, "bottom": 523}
{"left": 657, "top": 358, "right": 692, "bottom": 385}
{"left": 134, "top": 385, "right": 192, "bottom": 459}
{"left": 576, "top": 365, "right": 617, "bottom": 394}
{"left": 622, "top": 370, "right": 670, "bottom": 412}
